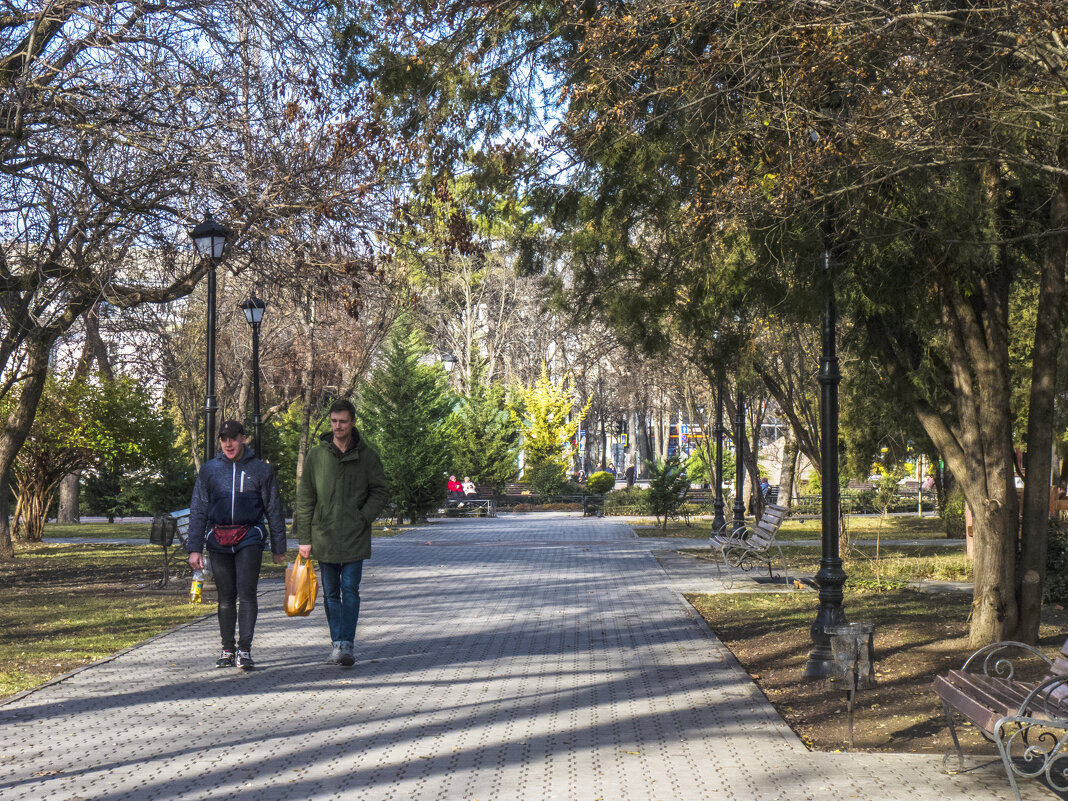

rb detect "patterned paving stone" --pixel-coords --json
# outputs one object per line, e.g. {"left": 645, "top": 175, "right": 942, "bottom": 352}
{"left": 0, "top": 513, "right": 1042, "bottom": 799}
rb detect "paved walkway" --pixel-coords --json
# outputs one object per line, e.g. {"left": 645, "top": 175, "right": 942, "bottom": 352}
{"left": 2, "top": 514, "right": 1032, "bottom": 800}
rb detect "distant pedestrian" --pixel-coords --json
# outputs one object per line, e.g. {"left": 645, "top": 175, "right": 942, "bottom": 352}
{"left": 624, "top": 452, "right": 636, "bottom": 487}
{"left": 186, "top": 420, "right": 287, "bottom": 671}
{"left": 760, "top": 476, "right": 770, "bottom": 499}
{"left": 295, "top": 399, "right": 390, "bottom": 667}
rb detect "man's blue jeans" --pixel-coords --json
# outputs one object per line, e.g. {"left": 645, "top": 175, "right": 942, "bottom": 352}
{"left": 318, "top": 560, "right": 364, "bottom": 644}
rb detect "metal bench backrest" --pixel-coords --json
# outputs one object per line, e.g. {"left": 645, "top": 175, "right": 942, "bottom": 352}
{"left": 1051, "top": 640, "right": 1068, "bottom": 678}
{"left": 170, "top": 508, "right": 191, "bottom": 547}
{"left": 747, "top": 504, "right": 788, "bottom": 548}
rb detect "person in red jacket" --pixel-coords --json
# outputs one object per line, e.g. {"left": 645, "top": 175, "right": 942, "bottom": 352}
{"left": 446, "top": 475, "right": 462, "bottom": 499}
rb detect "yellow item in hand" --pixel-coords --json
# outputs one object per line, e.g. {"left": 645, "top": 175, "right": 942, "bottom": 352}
{"left": 284, "top": 555, "right": 318, "bottom": 616}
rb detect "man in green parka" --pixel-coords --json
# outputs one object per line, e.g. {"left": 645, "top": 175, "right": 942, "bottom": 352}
{"left": 296, "top": 399, "right": 390, "bottom": 666}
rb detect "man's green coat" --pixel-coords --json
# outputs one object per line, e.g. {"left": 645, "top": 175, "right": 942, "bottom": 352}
{"left": 295, "top": 430, "right": 390, "bottom": 563}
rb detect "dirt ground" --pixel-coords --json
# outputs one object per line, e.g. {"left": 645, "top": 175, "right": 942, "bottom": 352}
{"left": 687, "top": 589, "right": 1068, "bottom": 754}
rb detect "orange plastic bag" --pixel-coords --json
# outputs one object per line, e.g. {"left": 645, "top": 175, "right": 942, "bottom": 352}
{"left": 284, "top": 555, "right": 318, "bottom": 616}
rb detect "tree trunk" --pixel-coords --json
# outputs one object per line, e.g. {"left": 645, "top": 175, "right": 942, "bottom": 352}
{"left": 0, "top": 485, "right": 11, "bottom": 560}
{"left": 779, "top": 431, "right": 799, "bottom": 508}
{"left": 747, "top": 401, "right": 765, "bottom": 519}
{"left": 659, "top": 409, "right": 670, "bottom": 462}
{"left": 637, "top": 410, "right": 654, "bottom": 479}
{"left": 1017, "top": 157, "right": 1068, "bottom": 643}
{"left": 57, "top": 471, "right": 80, "bottom": 524}
{"left": 0, "top": 337, "right": 52, "bottom": 561}
{"left": 294, "top": 298, "right": 317, "bottom": 522}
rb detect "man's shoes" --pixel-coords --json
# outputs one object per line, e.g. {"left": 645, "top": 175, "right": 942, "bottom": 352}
{"left": 326, "top": 643, "right": 343, "bottom": 665}
{"left": 339, "top": 642, "right": 355, "bottom": 667}
{"left": 216, "top": 649, "right": 236, "bottom": 668}
{"left": 236, "top": 649, "right": 255, "bottom": 670}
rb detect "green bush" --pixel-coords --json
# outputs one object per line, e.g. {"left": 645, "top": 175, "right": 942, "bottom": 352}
{"left": 603, "top": 486, "right": 651, "bottom": 515}
{"left": 1045, "top": 521, "right": 1068, "bottom": 604}
{"left": 525, "top": 461, "right": 568, "bottom": 497}
{"left": 586, "top": 470, "right": 616, "bottom": 494}
{"left": 940, "top": 486, "right": 966, "bottom": 539}
{"left": 806, "top": 472, "right": 821, "bottom": 494}
{"left": 850, "top": 489, "right": 877, "bottom": 514}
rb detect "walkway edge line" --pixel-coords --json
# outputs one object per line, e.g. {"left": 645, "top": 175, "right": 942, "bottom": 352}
{"left": 0, "top": 578, "right": 285, "bottom": 708}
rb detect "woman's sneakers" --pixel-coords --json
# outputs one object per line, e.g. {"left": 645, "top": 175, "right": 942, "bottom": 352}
{"left": 326, "top": 644, "right": 343, "bottom": 664}
{"left": 216, "top": 649, "right": 254, "bottom": 670}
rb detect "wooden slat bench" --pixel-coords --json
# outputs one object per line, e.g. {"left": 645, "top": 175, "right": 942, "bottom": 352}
{"left": 710, "top": 503, "right": 789, "bottom": 587}
{"left": 934, "top": 638, "right": 1068, "bottom": 800}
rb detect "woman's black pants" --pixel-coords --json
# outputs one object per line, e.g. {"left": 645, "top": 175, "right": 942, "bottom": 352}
{"left": 211, "top": 546, "right": 262, "bottom": 652}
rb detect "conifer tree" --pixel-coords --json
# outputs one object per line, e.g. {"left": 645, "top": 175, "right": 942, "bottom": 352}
{"left": 451, "top": 360, "right": 520, "bottom": 494}
{"left": 359, "top": 319, "right": 456, "bottom": 523}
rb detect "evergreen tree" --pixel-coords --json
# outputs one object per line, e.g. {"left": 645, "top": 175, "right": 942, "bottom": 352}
{"left": 359, "top": 319, "right": 456, "bottom": 523}
{"left": 646, "top": 454, "right": 691, "bottom": 530}
{"left": 451, "top": 364, "right": 520, "bottom": 493}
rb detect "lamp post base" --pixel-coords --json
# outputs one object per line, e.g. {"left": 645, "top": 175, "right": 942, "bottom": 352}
{"left": 711, "top": 499, "right": 726, "bottom": 536}
{"left": 803, "top": 561, "right": 847, "bottom": 680}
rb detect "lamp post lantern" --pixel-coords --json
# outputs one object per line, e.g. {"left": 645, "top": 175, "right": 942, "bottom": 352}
{"left": 241, "top": 295, "right": 266, "bottom": 460}
{"left": 803, "top": 210, "right": 848, "bottom": 680}
{"left": 732, "top": 391, "right": 746, "bottom": 536}
{"left": 190, "top": 213, "right": 229, "bottom": 464}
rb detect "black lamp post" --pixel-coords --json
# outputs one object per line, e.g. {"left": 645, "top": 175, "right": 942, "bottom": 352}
{"left": 711, "top": 376, "right": 727, "bottom": 535}
{"left": 240, "top": 295, "right": 266, "bottom": 460}
{"left": 803, "top": 209, "right": 848, "bottom": 680}
{"left": 732, "top": 390, "right": 746, "bottom": 536}
{"left": 190, "top": 213, "right": 229, "bottom": 464}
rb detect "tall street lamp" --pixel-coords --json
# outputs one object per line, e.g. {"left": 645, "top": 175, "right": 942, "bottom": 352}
{"left": 803, "top": 209, "right": 847, "bottom": 680}
{"left": 711, "top": 375, "right": 727, "bottom": 535}
{"left": 732, "top": 390, "right": 746, "bottom": 536}
{"left": 190, "top": 213, "right": 229, "bottom": 464}
{"left": 241, "top": 295, "right": 266, "bottom": 460}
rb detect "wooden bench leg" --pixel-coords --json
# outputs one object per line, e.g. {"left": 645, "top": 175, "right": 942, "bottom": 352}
{"left": 941, "top": 699, "right": 966, "bottom": 774}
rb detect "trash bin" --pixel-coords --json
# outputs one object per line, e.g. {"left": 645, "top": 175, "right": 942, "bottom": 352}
{"left": 149, "top": 514, "right": 178, "bottom": 588}
{"left": 829, "top": 621, "right": 876, "bottom": 748}
{"left": 149, "top": 514, "right": 177, "bottom": 546}
{"left": 829, "top": 622, "right": 876, "bottom": 690}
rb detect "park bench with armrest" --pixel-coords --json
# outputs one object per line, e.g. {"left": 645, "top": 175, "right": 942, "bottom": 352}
{"left": 446, "top": 487, "right": 497, "bottom": 517}
{"left": 684, "top": 488, "right": 714, "bottom": 506}
{"left": 710, "top": 503, "right": 789, "bottom": 587}
{"left": 934, "top": 637, "right": 1068, "bottom": 800}
{"left": 148, "top": 508, "right": 191, "bottom": 588}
